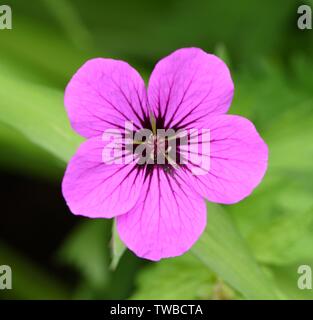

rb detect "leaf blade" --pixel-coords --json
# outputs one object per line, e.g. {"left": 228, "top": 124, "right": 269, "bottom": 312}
{"left": 191, "top": 202, "right": 283, "bottom": 299}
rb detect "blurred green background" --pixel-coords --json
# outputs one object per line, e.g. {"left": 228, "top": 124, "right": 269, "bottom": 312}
{"left": 0, "top": 0, "right": 313, "bottom": 300}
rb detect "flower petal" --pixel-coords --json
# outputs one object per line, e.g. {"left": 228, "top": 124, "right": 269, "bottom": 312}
{"left": 64, "top": 58, "right": 148, "bottom": 138}
{"left": 188, "top": 115, "right": 268, "bottom": 204}
{"left": 117, "top": 169, "right": 207, "bottom": 261}
{"left": 62, "top": 136, "right": 144, "bottom": 218}
{"left": 148, "top": 47, "right": 234, "bottom": 129}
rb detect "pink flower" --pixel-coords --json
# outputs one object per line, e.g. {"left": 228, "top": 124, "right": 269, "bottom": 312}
{"left": 62, "top": 48, "right": 268, "bottom": 261}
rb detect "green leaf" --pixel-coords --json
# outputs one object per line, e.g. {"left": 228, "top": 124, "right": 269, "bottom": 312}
{"left": 232, "top": 62, "right": 305, "bottom": 129}
{"left": 227, "top": 174, "right": 313, "bottom": 267}
{"left": 265, "top": 101, "right": 313, "bottom": 173}
{"left": 112, "top": 202, "right": 283, "bottom": 299}
{"left": 0, "top": 12, "right": 90, "bottom": 86}
{"left": 0, "top": 241, "right": 69, "bottom": 300}
{"left": 0, "top": 122, "right": 63, "bottom": 179}
{"left": 58, "top": 220, "right": 111, "bottom": 289}
{"left": 0, "top": 71, "right": 83, "bottom": 163}
{"left": 110, "top": 220, "right": 126, "bottom": 270}
{"left": 269, "top": 264, "right": 313, "bottom": 300}
{"left": 249, "top": 207, "right": 313, "bottom": 266}
{"left": 132, "top": 253, "right": 216, "bottom": 300}
{"left": 42, "top": 0, "right": 93, "bottom": 51}
{"left": 191, "top": 202, "right": 283, "bottom": 299}
{"left": 228, "top": 175, "right": 313, "bottom": 236}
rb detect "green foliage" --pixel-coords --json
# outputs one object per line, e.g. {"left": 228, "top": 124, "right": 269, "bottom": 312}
{"left": 270, "top": 264, "right": 313, "bottom": 300}
{"left": 250, "top": 207, "right": 313, "bottom": 266}
{"left": 58, "top": 220, "right": 111, "bottom": 291}
{"left": 0, "top": 69, "right": 83, "bottom": 163}
{"left": 111, "top": 202, "right": 282, "bottom": 299}
{"left": 0, "top": 0, "right": 313, "bottom": 300}
{"left": 0, "top": 123, "right": 62, "bottom": 179}
{"left": 131, "top": 253, "right": 226, "bottom": 300}
{"left": 0, "top": 242, "right": 69, "bottom": 299}
{"left": 110, "top": 221, "right": 127, "bottom": 270}
{"left": 192, "top": 203, "right": 283, "bottom": 299}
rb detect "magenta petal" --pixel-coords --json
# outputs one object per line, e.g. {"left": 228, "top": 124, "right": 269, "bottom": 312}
{"left": 117, "top": 169, "right": 207, "bottom": 261}
{"left": 189, "top": 115, "right": 268, "bottom": 204}
{"left": 148, "top": 47, "right": 234, "bottom": 129}
{"left": 62, "top": 136, "right": 144, "bottom": 218}
{"left": 64, "top": 58, "right": 148, "bottom": 138}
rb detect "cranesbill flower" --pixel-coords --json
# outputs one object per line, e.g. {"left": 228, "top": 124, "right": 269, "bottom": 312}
{"left": 62, "top": 48, "right": 268, "bottom": 261}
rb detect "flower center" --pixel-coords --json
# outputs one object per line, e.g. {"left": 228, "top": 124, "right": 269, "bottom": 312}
{"left": 146, "top": 134, "right": 166, "bottom": 162}
{"left": 128, "top": 113, "right": 185, "bottom": 176}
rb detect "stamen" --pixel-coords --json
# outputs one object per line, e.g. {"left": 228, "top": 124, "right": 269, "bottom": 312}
{"left": 150, "top": 112, "right": 157, "bottom": 136}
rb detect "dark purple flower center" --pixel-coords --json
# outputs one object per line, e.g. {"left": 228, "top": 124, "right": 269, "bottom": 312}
{"left": 128, "top": 113, "right": 186, "bottom": 178}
